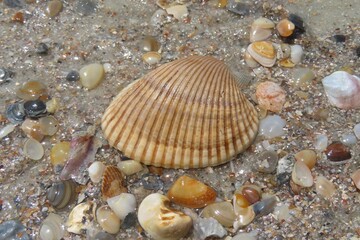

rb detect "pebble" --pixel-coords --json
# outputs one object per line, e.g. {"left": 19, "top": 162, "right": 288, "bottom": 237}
{"left": 292, "top": 68, "right": 315, "bottom": 88}
{"left": 252, "top": 196, "right": 277, "bottom": 216}
{"left": 45, "top": 0, "right": 63, "bottom": 18}
{"left": 141, "top": 173, "right": 163, "bottom": 191}
{"left": 39, "top": 116, "right": 59, "bottom": 136}
{"left": 294, "top": 149, "right": 317, "bottom": 169}
{"left": 340, "top": 133, "right": 357, "bottom": 146}
{"left": 24, "top": 99, "right": 47, "bottom": 118}
{"left": 24, "top": 138, "right": 44, "bottom": 160}
{"left": 313, "top": 108, "right": 329, "bottom": 121}
{"left": 332, "top": 34, "right": 346, "bottom": 43}
{"left": 46, "top": 180, "right": 77, "bottom": 210}
{"left": 226, "top": 0, "right": 251, "bottom": 16}
{"left": 66, "top": 70, "right": 80, "bottom": 82}
{"left": 166, "top": 5, "right": 188, "bottom": 20}
{"left": 46, "top": 98, "right": 59, "bottom": 113}
{"left": 79, "top": 63, "right": 105, "bottom": 89}
{"left": 12, "top": 11, "right": 24, "bottom": 23}
{"left": 88, "top": 161, "right": 106, "bottom": 183}
{"left": 139, "top": 36, "right": 161, "bottom": 52}
{"left": 96, "top": 205, "right": 121, "bottom": 234}
{"left": 351, "top": 169, "right": 360, "bottom": 190}
{"left": 292, "top": 161, "right": 313, "bottom": 187}
{"left": 0, "top": 220, "right": 31, "bottom": 240}
{"left": 353, "top": 123, "right": 360, "bottom": 139}
{"left": 39, "top": 213, "right": 65, "bottom": 240}
{"left": 256, "top": 81, "right": 286, "bottom": 113}
{"left": 314, "top": 134, "right": 328, "bottom": 151}
{"left": 324, "top": 142, "right": 351, "bottom": 162}
{"left": 6, "top": 102, "right": 26, "bottom": 124}
{"left": 107, "top": 193, "right": 136, "bottom": 220}
{"left": 274, "top": 204, "right": 291, "bottom": 221}
{"left": 0, "top": 123, "right": 16, "bottom": 138}
{"left": 232, "top": 231, "right": 258, "bottom": 240}
{"left": 242, "top": 186, "right": 261, "bottom": 204}
{"left": 16, "top": 81, "right": 47, "bottom": 100}
{"left": 120, "top": 212, "right": 137, "bottom": 229}
{"left": 117, "top": 160, "right": 143, "bottom": 175}
{"left": 315, "top": 176, "right": 336, "bottom": 198}
{"left": 21, "top": 119, "right": 44, "bottom": 141}
{"left": 259, "top": 115, "right": 286, "bottom": 138}
{"left": 93, "top": 232, "right": 116, "bottom": 240}
{"left": 276, "top": 19, "right": 295, "bottom": 37}
{"left": 202, "top": 201, "right": 236, "bottom": 227}
{"left": 193, "top": 217, "right": 227, "bottom": 240}
{"left": 36, "top": 43, "right": 49, "bottom": 55}
{"left": 50, "top": 141, "right": 71, "bottom": 171}
{"left": 257, "top": 150, "right": 278, "bottom": 173}
{"left": 142, "top": 52, "right": 161, "bottom": 65}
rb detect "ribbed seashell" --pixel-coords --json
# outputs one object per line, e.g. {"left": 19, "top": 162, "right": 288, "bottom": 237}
{"left": 39, "top": 213, "right": 65, "bottom": 240}
{"left": 46, "top": 180, "right": 77, "bottom": 210}
{"left": 202, "top": 201, "right": 237, "bottom": 227}
{"left": 250, "top": 17, "right": 274, "bottom": 42}
{"left": 322, "top": 71, "right": 360, "bottom": 109}
{"left": 138, "top": 193, "right": 192, "bottom": 240}
{"left": 102, "top": 56, "right": 259, "bottom": 169}
{"left": 247, "top": 41, "right": 276, "bottom": 67}
{"left": 96, "top": 205, "right": 121, "bottom": 234}
{"left": 101, "top": 166, "right": 127, "bottom": 200}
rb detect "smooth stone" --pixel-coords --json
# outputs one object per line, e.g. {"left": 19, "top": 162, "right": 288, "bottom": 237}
{"left": 24, "top": 99, "right": 47, "bottom": 118}
{"left": 232, "top": 231, "right": 258, "bottom": 240}
{"left": 117, "top": 160, "right": 143, "bottom": 175}
{"left": 314, "top": 134, "right": 328, "bottom": 151}
{"left": 353, "top": 123, "right": 360, "bottom": 139}
{"left": 39, "top": 116, "right": 59, "bottom": 136}
{"left": 340, "top": 133, "right": 357, "bottom": 146}
{"left": 24, "top": 138, "right": 44, "bottom": 160}
{"left": 3, "top": 0, "right": 23, "bottom": 8}
{"left": 274, "top": 204, "right": 291, "bottom": 221}
{"left": 45, "top": 0, "right": 63, "bottom": 18}
{"left": 39, "top": 213, "right": 65, "bottom": 240}
{"left": 252, "top": 196, "right": 277, "bottom": 217}
{"left": 16, "top": 81, "right": 47, "bottom": 100}
{"left": 290, "top": 45, "right": 303, "bottom": 64}
{"left": 316, "top": 176, "right": 336, "bottom": 198}
{"left": 259, "top": 115, "right": 286, "bottom": 138}
{"left": 50, "top": 141, "right": 71, "bottom": 168}
{"left": 139, "top": 36, "right": 161, "bottom": 52}
{"left": 324, "top": 142, "right": 351, "bottom": 162}
{"left": 66, "top": 70, "right": 80, "bottom": 82}
{"left": 21, "top": 119, "right": 44, "bottom": 141}
{"left": 79, "top": 63, "right": 105, "bottom": 89}
{"left": 292, "top": 161, "right": 313, "bottom": 187}
{"left": 0, "top": 220, "right": 30, "bottom": 240}
{"left": 294, "top": 149, "right": 317, "bottom": 169}
{"left": 96, "top": 206, "right": 121, "bottom": 234}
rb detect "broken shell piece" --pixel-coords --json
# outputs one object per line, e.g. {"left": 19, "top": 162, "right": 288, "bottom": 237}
{"left": 117, "top": 160, "right": 143, "bottom": 176}
{"left": 138, "top": 193, "right": 192, "bottom": 240}
{"left": 193, "top": 217, "right": 227, "bottom": 240}
{"left": 88, "top": 161, "right": 106, "bottom": 183}
{"left": 256, "top": 81, "right": 286, "bottom": 113}
{"left": 291, "top": 161, "right": 313, "bottom": 187}
{"left": 250, "top": 17, "right": 274, "bottom": 42}
{"left": 276, "top": 19, "right": 295, "bottom": 37}
{"left": 351, "top": 169, "right": 360, "bottom": 190}
{"left": 247, "top": 41, "right": 276, "bottom": 67}
{"left": 66, "top": 202, "right": 95, "bottom": 234}
{"left": 96, "top": 205, "right": 121, "bottom": 234}
{"left": 273, "top": 43, "right": 291, "bottom": 60}
{"left": 315, "top": 176, "right": 336, "bottom": 198}
{"left": 101, "top": 166, "right": 127, "bottom": 200}
{"left": 202, "top": 201, "right": 237, "bottom": 227}
{"left": 166, "top": 5, "right": 188, "bottom": 20}
{"left": 107, "top": 193, "right": 136, "bottom": 220}
{"left": 322, "top": 71, "right": 360, "bottom": 109}
{"left": 167, "top": 175, "right": 216, "bottom": 208}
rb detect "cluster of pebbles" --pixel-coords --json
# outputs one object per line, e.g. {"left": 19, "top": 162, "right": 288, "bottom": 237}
{"left": 0, "top": 0, "right": 360, "bottom": 239}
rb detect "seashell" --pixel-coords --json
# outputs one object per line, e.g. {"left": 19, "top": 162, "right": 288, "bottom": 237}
{"left": 96, "top": 205, "right": 121, "bottom": 234}
{"left": 79, "top": 63, "right": 105, "bottom": 90}
{"left": 315, "top": 175, "right": 336, "bottom": 198}
{"left": 202, "top": 201, "right": 237, "bottom": 227}
{"left": 138, "top": 193, "right": 192, "bottom": 240}
{"left": 23, "top": 138, "right": 44, "bottom": 160}
{"left": 273, "top": 43, "right": 291, "bottom": 60}
{"left": 142, "top": 51, "right": 161, "bottom": 65}
{"left": 276, "top": 19, "right": 295, "bottom": 37}
{"left": 39, "top": 213, "right": 65, "bottom": 240}
{"left": 88, "top": 161, "right": 106, "bottom": 183}
{"left": 322, "top": 71, "right": 360, "bottom": 109}
{"left": 24, "top": 99, "right": 47, "bottom": 118}
{"left": 21, "top": 119, "right": 44, "bottom": 141}
{"left": 39, "top": 116, "right": 59, "bottom": 136}
{"left": 289, "top": 45, "right": 303, "bottom": 65}
{"left": 247, "top": 41, "right": 276, "bottom": 67}
{"left": 140, "top": 36, "right": 161, "bottom": 52}
{"left": 244, "top": 50, "right": 260, "bottom": 68}
{"left": 46, "top": 180, "right": 77, "bottom": 210}
{"left": 279, "top": 58, "right": 295, "bottom": 68}
{"left": 249, "top": 17, "right": 274, "bottom": 42}
{"left": 233, "top": 205, "right": 255, "bottom": 229}
{"left": 102, "top": 56, "right": 258, "bottom": 169}
{"left": 167, "top": 175, "right": 216, "bottom": 208}
{"left": 101, "top": 165, "right": 127, "bottom": 200}
{"left": 166, "top": 5, "right": 188, "bottom": 20}
{"left": 6, "top": 102, "right": 26, "bottom": 124}
{"left": 291, "top": 161, "right": 313, "bottom": 187}
{"left": 351, "top": 169, "right": 360, "bottom": 190}
{"left": 107, "top": 193, "right": 136, "bottom": 220}
{"left": 294, "top": 149, "right": 317, "bottom": 169}
{"left": 66, "top": 201, "right": 95, "bottom": 234}
{"left": 16, "top": 81, "right": 47, "bottom": 100}
{"left": 258, "top": 114, "right": 286, "bottom": 139}
{"left": 324, "top": 142, "right": 351, "bottom": 163}
{"left": 50, "top": 141, "right": 71, "bottom": 172}
{"left": 256, "top": 81, "right": 286, "bottom": 113}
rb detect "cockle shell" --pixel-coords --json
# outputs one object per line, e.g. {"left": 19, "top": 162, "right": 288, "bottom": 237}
{"left": 247, "top": 41, "right": 276, "bottom": 67}
{"left": 102, "top": 56, "right": 259, "bottom": 169}
{"left": 322, "top": 71, "right": 360, "bottom": 109}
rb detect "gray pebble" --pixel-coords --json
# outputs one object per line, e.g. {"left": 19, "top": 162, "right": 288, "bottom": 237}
{"left": 0, "top": 220, "right": 31, "bottom": 240}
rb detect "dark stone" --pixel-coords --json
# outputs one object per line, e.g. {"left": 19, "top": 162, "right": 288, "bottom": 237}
{"left": 6, "top": 102, "right": 26, "bottom": 124}
{"left": 66, "top": 70, "right": 80, "bottom": 82}
{"left": 288, "top": 14, "right": 305, "bottom": 32}
{"left": 3, "top": 0, "right": 24, "bottom": 8}
{"left": 141, "top": 173, "right": 163, "bottom": 191}
{"left": 36, "top": 43, "right": 49, "bottom": 55}
{"left": 356, "top": 46, "right": 360, "bottom": 57}
{"left": 121, "top": 212, "right": 138, "bottom": 229}
{"left": 332, "top": 34, "right": 346, "bottom": 43}
{"left": 24, "top": 99, "right": 47, "bottom": 118}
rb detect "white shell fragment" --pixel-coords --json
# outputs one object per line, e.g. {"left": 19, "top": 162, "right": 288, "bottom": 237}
{"left": 138, "top": 193, "right": 192, "bottom": 240}
{"left": 79, "top": 63, "right": 105, "bottom": 90}
{"left": 322, "top": 71, "right": 360, "bottom": 109}
{"left": 259, "top": 115, "right": 286, "bottom": 138}
{"left": 88, "top": 161, "right": 106, "bottom": 183}
{"left": 117, "top": 160, "right": 143, "bottom": 175}
{"left": 40, "top": 213, "right": 65, "bottom": 240}
{"left": 66, "top": 202, "right": 94, "bottom": 234}
{"left": 250, "top": 17, "right": 274, "bottom": 42}
{"left": 166, "top": 5, "right": 188, "bottom": 20}
{"left": 23, "top": 138, "right": 44, "bottom": 160}
{"left": 0, "top": 123, "right": 16, "bottom": 138}
{"left": 107, "top": 193, "right": 136, "bottom": 220}
{"left": 292, "top": 161, "right": 313, "bottom": 187}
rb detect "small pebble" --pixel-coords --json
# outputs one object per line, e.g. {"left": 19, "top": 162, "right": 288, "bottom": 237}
{"left": 0, "top": 220, "right": 31, "bottom": 240}
{"left": 242, "top": 187, "right": 261, "bottom": 204}
{"left": 139, "top": 36, "right": 161, "bottom": 52}
{"left": 292, "top": 161, "right": 313, "bottom": 187}
{"left": 312, "top": 108, "right": 329, "bottom": 121}
{"left": 66, "top": 70, "right": 80, "bottom": 82}
{"left": 93, "top": 232, "right": 116, "bottom": 240}
{"left": 353, "top": 123, "right": 360, "bottom": 139}
{"left": 256, "top": 81, "right": 286, "bottom": 113}
{"left": 290, "top": 45, "right": 303, "bottom": 65}
{"left": 6, "top": 102, "right": 26, "bottom": 124}
{"left": 316, "top": 175, "right": 336, "bottom": 198}
{"left": 107, "top": 193, "right": 137, "bottom": 220}
{"left": 24, "top": 99, "right": 47, "bottom": 118}
{"left": 0, "top": 68, "right": 14, "bottom": 84}
{"left": 117, "top": 160, "right": 143, "bottom": 175}
{"left": 232, "top": 231, "right": 258, "bottom": 240}
{"left": 351, "top": 169, "right": 360, "bottom": 190}
{"left": 332, "top": 34, "right": 346, "bottom": 43}
{"left": 46, "top": 98, "right": 59, "bottom": 113}
{"left": 21, "top": 119, "right": 44, "bottom": 141}
{"left": 324, "top": 142, "right": 351, "bottom": 162}
{"left": 314, "top": 134, "right": 328, "bottom": 151}
{"left": 50, "top": 141, "right": 71, "bottom": 170}
{"left": 0, "top": 124, "right": 16, "bottom": 138}
{"left": 259, "top": 115, "right": 286, "bottom": 138}
{"left": 340, "top": 133, "right": 357, "bottom": 146}
{"left": 294, "top": 149, "right": 317, "bottom": 169}
{"left": 276, "top": 19, "right": 295, "bottom": 37}
{"left": 142, "top": 52, "right": 161, "bottom": 65}
{"left": 36, "top": 43, "right": 49, "bottom": 55}
{"left": 257, "top": 150, "right": 278, "bottom": 173}
{"left": 96, "top": 205, "right": 121, "bottom": 234}
{"left": 39, "top": 115, "right": 59, "bottom": 136}
{"left": 45, "top": 0, "right": 63, "bottom": 18}
{"left": 274, "top": 204, "right": 291, "bottom": 221}
{"left": 356, "top": 46, "right": 360, "bottom": 57}
{"left": 252, "top": 196, "right": 277, "bottom": 216}
{"left": 16, "top": 81, "right": 47, "bottom": 100}
{"left": 79, "top": 63, "right": 105, "bottom": 89}
{"left": 88, "top": 161, "right": 106, "bottom": 183}
{"left": 141, "top": 173, "right": 163, "bottom": 191}
{"left": 24, "top": 138, "right": 44, "bottom": 160}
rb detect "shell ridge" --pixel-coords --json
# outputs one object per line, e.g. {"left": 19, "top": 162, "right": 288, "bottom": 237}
{"left": 221, "top": 68, "right": 233, "bottom": 161}
{"left": 227, "top": 70, "right": 239, "bottom": 157}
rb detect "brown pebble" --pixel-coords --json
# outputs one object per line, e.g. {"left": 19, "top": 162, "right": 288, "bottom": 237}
{"left": 324, "top": 142, "right": 351, "bottom": 162}
{"left": 45, "top": 0, "right": 63, "bottom": 18}
{"left": 12, "top": 12, "right": 24, "bottom": 23}
{"left": 241, "top": 187, "right": 261, "bottom": 204}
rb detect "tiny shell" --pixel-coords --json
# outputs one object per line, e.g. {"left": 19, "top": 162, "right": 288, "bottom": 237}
{"left": 101, "top": 166, "right": 127, "bottom": 200}
{"left": 247, "top": 41, "right": 276, "bottom": 67}
{"left": 46, "top": 180, "right": 77, "bottom": 210}
{"left": 39, "top": 213, "right": 65, "bottom": 240}
{"left": 233, "top": 193, "right": 250, "bottom": 215}
{"left": 294, "top": 149, "right": 317, "bottom": 169}
{"left": 322, "top": 71, "right": 360, "bottom": 109}
{"left": 138, "top": 193, "right": 192, "bottom": 240}
{"left": 259, "top": 115, "right": 286, "bottom": 138}
{"left": 233, "top": 205, "right": 255, "bottom": 228}
{"left": 276, "top": 19, "right": 295, "bottom": 37}
{"left": 291, "top": 161, "right": 313, "bottom": 187}
{"left": 166, "top": 5, "right": 188, "bottom": 20}
{"left": 66, "top": 202, "right": 95, "bottom": 234}
{"left": 96, "top": 205, "right": 121, "bottom": 234}
{"left": 351, "top": 169, "right": 360, "bottom": 190}
{"left": 107, "top": 193, "right": 136, "bottom": 220}
{"left": 88, "top": 161, "right": 106, "bottom": 183}
{"left": 315, "top": 176, "right": 336, "bottom": 198}
{"left": 256, "top": 81, "right": 286, "bottom": 113}
{"left": 250, "top": 17, "right": 274, "bottom": 42}
{"left": 79, "top": 63, "right": 105, "bottom": 90}
{"left": 167, "top": 175, "right": 216, "bottom": 208}
{"left": 202, "top": 201, "right": 237, "bottom": 227}
{"left": 117, "top": 160, "right": 143, "bottom": 175}
{"left": 24, "top": 138, "right": 44, "bottom": 160}
{"left": 142, "top": 52, "right": 161, "bottom": 65}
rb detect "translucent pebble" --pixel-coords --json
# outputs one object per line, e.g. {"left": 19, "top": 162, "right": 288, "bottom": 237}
{"left": 354, "top": 123, "right": 360, "bottom": 139}
{"left": 257, "top": 150, "right": 278, "bottom": 173}
{"left": 21, "top": 119, "right": 44, "bottom": 141}
{"left": 340, "top": 133, "right": 357, "bottom": 146}
{"left": 0, "top": 220, "right": 31, "bottom": 240}
{"left": 193, "top": 217, "right": 227, "bottom": 240}
{"left": 45, "top": 0, "right": 63, "bottom": 18}
{"left": 24, "top": 138, "right": 44, "bottom": 160}
{"left": 294, "top": 149, "right": 317, "bottom": 169}
{"left": 39, "top": 213, "right": 65, "bottom": 240}
{"left": 202, "top": 201, "right": 237, "bottom": 227}
{"left": 0, "top": 123, "right": 16, "bottom": 138}
{"left": 315, "top": 176, "right": 336, "bottom": 198}
{"left": 290, "top": 45, "right": 303, "bottom": 64}
{"left": 291, "top": 161, "right": 313, "bottom": 187}
{"left": 232, "top": 231, "right": 258, "bottom": 240}
{"left": 259, "top": 115, "right": 286, "bottom": 138}
{"left": 351, "top": 169, "right": 360, "bottom": 190}
{"left": 292, "top": 68, "right": 315, "bottom": 88}
{"left": 139, "top": 36, "right": 161, "bottom": 52}
{"left": 88, "top": 161, "right": 106, "bottom": 183}
{"left": 50, "top": 141, "right": 71, "bottom": 169}
{"left": 79, "top": 63, "right": 105, "bottom": 90}
{"left": 314, "top": 134, "right": 328, "bottom": 151}
{"left": 16, "top": 81, "right": 47, "bottom": 100}
{"left": 39, "top": 116, "right": 59, "bottom": 136}
{"left": 96, "top": 205, "right": 121, "bottom": 234}
{"left": 274, "top": 204, "right": 291, "bottom": 221}
{"left": 117, "top": 160, "right": 143, "bottom": 175}
{"left": 107, "top": 193, "right": 137, "bottom": 220}
{"left": 252, "top": 196, "right": 277, "bottom": 217}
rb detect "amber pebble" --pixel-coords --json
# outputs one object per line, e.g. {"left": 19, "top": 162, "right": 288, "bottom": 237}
{"left": 276, "top": 19, "right": 295, "bottom": 37}
{"left": 217, "top": 0, "right": 227, "bottom": 8}
{"left": 294, "top": 149, "right": 317, "bottom": 169}
{"left": 324, "top": 142, "right": 351, "bottom": 162}
{"left": 16, "top": 81, "right": 47, "bottom": 100}
{"left": 21, "top": 119, "right": 44, "bottom": 142}
{"left": 241, "top": 187, "right": 261, "bottom": 204}
{"left": 167, "top": 175, "right": 216, "bottom": 208}
{"left": 139, "top": 36, "right": 160, "bottom": 52}
{"left": 148, "top": 166, "right": 163, "bottom": 175}
{"left": 233, "top": 193, "right": 250, "bottom": 208}
{"left": 102, "top": 166, "right": 127, "bottom": 200}
{"left": 50, "top": 141, "right": 71, "bottom": 167}
{"left": 39, "top": 116, "right": 59, "bottom": 136}
{"left": 45, "top": 0, "right": 63, "bottom": 18}
{"left": 12, "top": 12, "right": 24, "bottom": 23}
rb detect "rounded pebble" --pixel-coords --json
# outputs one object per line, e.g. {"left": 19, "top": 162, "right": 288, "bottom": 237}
{"left": 24, "top": 138, "right": 44, "bottom": 160}
{"left": 21, "top": 119, "right": 44, "bottom": 141}
{"left": 276, "top": 19, "right": 295, "bottom": 37}
{"left": 202, "top": 201, "right": 236, "bottom": 227}
{"left": 256, "top": 81, "right": 286, "bottom": 113}
{"left": 39, "top": 213, "right": 65, "bottom": 240}
{"left": 324, "top": 142, "right": 351, "bottom": 162}
{"left": 294, "top": 149, "right": 317, "bottom": 169}
{"left": 39, "top": 116, "right": 59, "bottom": 136}
{"left": 36, "top": 43, "right": 49, "bottom": 55}
{"left": 79, "top": 63, "right": 105, "bottom": 89}
{"left": 140, "top": 36, "right": 161, "bottom": 52}
{"left": 93, "top": 232, "right": 116, "bottom": 240}
{"left": 141, "top": 173, "right": 163, "bottom": 191}
{"left": 24, "top": 99, "right": 47, "bottom": 118}
{"left": 340, "top": 133, "right": 357, "bottom": 146}
{"left": 257, "top": 150, "right": 278, "bottom": 173}
{"left": 50, "top": 141, "right": 71, "bottom": 170}
{"left": 332, "top": 34, "right": 346, "bottom": 43}
{"left": 353, "top": 123, "right": 360, "bottom": 139}
{"left": 6, "top": 102, "right": 26, "bottom": 124}
{"left": 142, "top": 52, "right": 161, "bottom": 65}
{"left": 117, "top": 160, "right": 143, "bottom": 175}
{"left": 66, "top": 70, "right": 80, "bottom": 82}
{"left": 290, "top": 45, "right": 303, "bottom": 65}
{"left": 88, "top": 161, "right": 106, "bottom": 183}
{"left": 45, "top": 0, "right": 63, "bottom": 18}
{"left": 259, "top": 115, "right": 286, "bottom": 138}
{"left": 315, "top": 176, "right": 336, "bottom": 198}
{"left": 292, "top": 161, "right": 313, "bottom": 187}
{"left": 252, "top": 196, "right": 277, "bottom": 216}
{"left": 314, "top": 134, "right": 328, "bottom": 151}
{"left": 96, "top": 205, "right": 121, "bottom": 234}
{"left": 242, "top": 186, "right": 261, "bottom": 204}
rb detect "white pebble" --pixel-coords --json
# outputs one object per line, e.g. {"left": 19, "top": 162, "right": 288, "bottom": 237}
{"left": 290, "top": 45, "right": 303, "bottom": 64}
{"left": 88, "top": 161, "right": 106, "bottom": 183}
{"left": 117, "top": 160, "right": 143, "bottom": 175}
{"left": 23, "top": 138, "right": 44, "bottom": 160}
{"left": 103, "top": 63, "right": 112, "bottom": 73}
{"left": 107, "top": 193, "right": 137, "bottom": 220}
{"left": 0, "top": 123, "right": 16, "bottom": 138}
{"left": 292, "top": 161, "right": 313, "bottom": 187}
{"left": 232, "top": 230, "right": 258, "bottom": 240}
{"left": 259, "top": 115, "right": 286, "bottom": 138}
{"left": 340, "top": 133, "right": 357, "bottom": 146}
{"left": 79, "top": 63, "right": 105, "bottom": 90}
{"left": 314, "top": 134, "right": 328, "bottom": 151}
{"left": 354, "top": 123, "right": 360, "bottom": 139}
